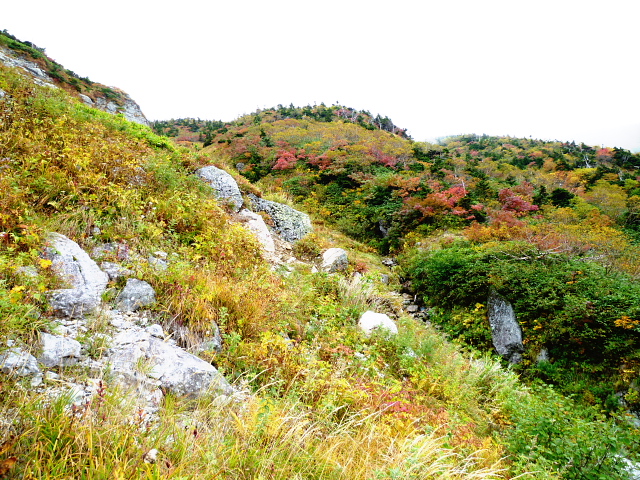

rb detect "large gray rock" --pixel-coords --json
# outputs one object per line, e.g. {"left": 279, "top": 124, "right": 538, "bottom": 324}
{"left": 196, "top": 166, "right": 244, "bottom": 212}
{"left": 106, "top": 324, "right": 232, "bottom": 397}
{"left": 487, "top": 289, "right": 524, "bottom": 364}
{"left": 358, "top": 311, "right": 398, "bottom": 336}
{"left": 237, "top": 209, "right": 276, "bottom": 255}
{"left": 321, "top": 248, "right": 348, "bottom": 272}
{"left": 0, "top": 347, "right": 41, "bottom": 376}
{"left": 248, "top": 194, "right": 312, "bottom": 242}
{"left": 44, "top": 233, "right": 109, "bottom": 317}
{"left": 39, "top": 333, "right": 82, "bottom": 367}
{"left": 116, "top": 279, "right": 156, "bottom": 312}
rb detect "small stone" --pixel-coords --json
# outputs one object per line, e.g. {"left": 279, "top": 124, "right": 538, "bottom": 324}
{"left": 143, "top": 448, "right": 159, "bottom": 464}
{"left": 406, "top": 304, "right": 419, "bottom": 313}
{"left": 148, "top": 256, "right": 168, "bottom": 271}
{"left": 321, "top": 248, "right": 349, "bottom": 273}
{"left": 146, "top": 324, "right": 164, "bottom": 338}
{"left": 15, "top": 266, "right": 38, "bottom": 278}
{"left": 100, "top": 261, "right": 133, "bottom": 281}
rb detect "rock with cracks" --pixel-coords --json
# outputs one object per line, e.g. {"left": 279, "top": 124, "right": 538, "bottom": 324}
{"left": 44, "top": 233, "right": 109, "bottom": 317}
{"left": 248, "top": 194, "right": 312, "bottom": 242}
{"left": 39, "top": 333, "right": 82, "bottom": 367}
{"left": 487, "top": 289, "right": 524, "bottom": 364}
{"left": 0, "top": 347, "right": 41, "bottom": 376}
{"left": 106, "top": 319, "right": 233, "bottom": 398}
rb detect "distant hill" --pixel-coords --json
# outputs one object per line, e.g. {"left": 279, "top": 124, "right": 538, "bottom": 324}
{"left": 0, "top": 29, "right": 148, "bottom": 125}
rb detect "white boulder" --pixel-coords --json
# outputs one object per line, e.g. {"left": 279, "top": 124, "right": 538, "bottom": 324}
{"left": 358, "top": 311, "right": 398, "bottom": 336}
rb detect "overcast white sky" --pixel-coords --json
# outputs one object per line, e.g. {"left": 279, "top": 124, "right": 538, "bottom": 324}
{"left": 3, "top": 0, "right": 640, "bottom": 151}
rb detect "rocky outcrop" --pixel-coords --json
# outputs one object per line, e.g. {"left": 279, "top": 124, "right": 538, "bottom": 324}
{"left": 0, "top": 45, "right": 56, "bottom": 88}
{"left": 0, "top": 45, "right": 148, "bottom": 125}
{"left": 196, "top": 166, "right": 244, "bottom": 212}
{"left": 34, "top": 234, "right": 232, "bottom": 402}
{"left": 88, "top": 94, "right": 149, "bottom": 126}
{"left": 358, "top": 311, "right": 398, "bottom": 336}
{"left": 44, "top": 233, "right": 109, "bottom": 317}
{"left": 248, "top": 194, "right": 312, "bottom": 242}
{"left": 116, "top": 278, "right": 156, "bottom": 312}
{"left": 487, "top": 289, "right": 523, "bottom": 364}
{"left": 321, "top": 248, "right": 348, "bottom": 272}
{"left": 106, "top": 313, "right": 233, "bottom": 398}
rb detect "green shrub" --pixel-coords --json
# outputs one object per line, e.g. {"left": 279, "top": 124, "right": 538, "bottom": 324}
{"left": 400, "top": 241, "right": 640, "bottom": 407}
{"left": 504, "top": 385, "right": 639, "bottom": 479}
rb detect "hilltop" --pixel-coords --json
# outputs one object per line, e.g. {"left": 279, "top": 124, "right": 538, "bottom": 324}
{"left": 0, "top": 31, "right": 639, "bottom": 479}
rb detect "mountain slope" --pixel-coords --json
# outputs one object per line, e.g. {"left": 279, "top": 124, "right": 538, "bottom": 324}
{"left": 0, "top": 36, "right": 639, "bottom": 479}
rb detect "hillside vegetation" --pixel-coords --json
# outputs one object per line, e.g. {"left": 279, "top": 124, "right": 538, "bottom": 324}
{"left": 0, "top": 38, "right": 639, "bottom": 479}
{"left": 203, "top": 108, "right": 640, "bottom": 409}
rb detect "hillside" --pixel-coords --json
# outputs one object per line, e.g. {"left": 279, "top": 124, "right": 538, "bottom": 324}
{"left": 202, "top": 112, "right": 640, "bottom": 409}
{"left": 1, "top": 32, "right": 639, "bottom": 479}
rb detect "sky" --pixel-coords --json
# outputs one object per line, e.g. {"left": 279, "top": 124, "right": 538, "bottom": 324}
{"left": 3, "top": 0, "right": 640, "bottom": 151}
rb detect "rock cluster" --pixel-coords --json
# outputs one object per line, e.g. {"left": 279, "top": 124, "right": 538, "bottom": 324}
{"left": 192, "top": 166, "right": 314, "bottom": 264}
{"left": 1, "top": 233, "right": 233, "bottom": 418}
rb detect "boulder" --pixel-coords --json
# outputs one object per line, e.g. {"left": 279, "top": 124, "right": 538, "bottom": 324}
{"left": 0, "top": 347, "right": 41, "bottom": 376}
{"left": 248, "top": 194, "right": 312, "bottom": 242}
{"left": 39, "top": 333, "right": 82, "bottom": 367}
{"left": 79, "top": 93, "right": 93, "bottom": 106}
{"left": 321, "top": 248, "right": 348, "bottom": 272}
{"left": 358, "top": 311, "right": 398, "bottom": 336}
{"left": 106, "top": 325, "right": 232, "bottom": 397}
{"left": 44, "top": 233, "right": 109, "bottom": 317}
{"left": 487, "top": 289, "right": 524, "bottom": 364}
{"left": 195, "top": 166, "right": 243, "bottom": 212}
{"left": 116, "top": 279, "right": 156, "bottom": 312}
{"left": 237, "top": 209, "right": 276, "bottom": 255}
